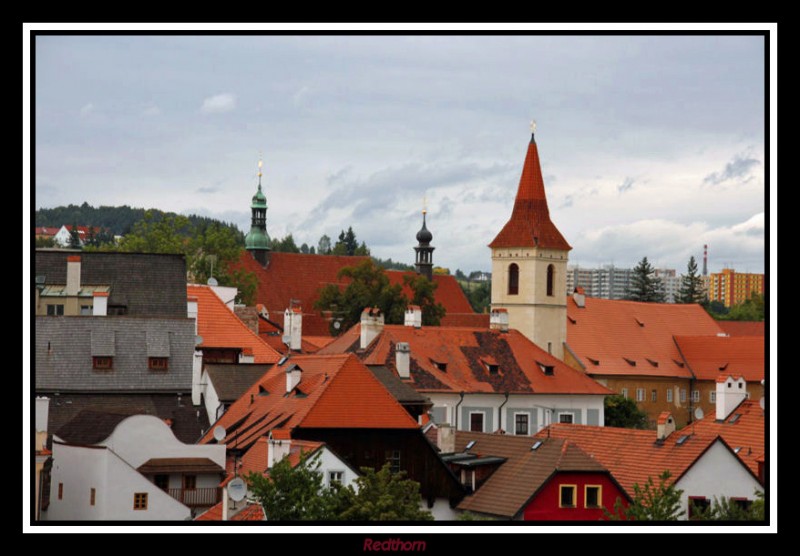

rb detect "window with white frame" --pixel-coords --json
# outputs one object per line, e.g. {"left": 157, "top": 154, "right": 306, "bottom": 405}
{"left": 666, "top": 388, "right": 673, "bottom": 403}
{"left": 328, "top": 471, "right": 344, "bottom": 485}
{"left": 692, "top": 390, "right": 700, "bottom": 403}
{"left": 515, "top": 413, "right": 529, "bottom": 435}
{"left": 710, "top": 391, "right": 716, "bottom": 404}
{"left": 559, "top": 413, "right": 574, "bottom": 424}
{"left": 470, "top": 412, "right": 484, "bottom": 432}
{"left": 651, "top": 389, "right": 657, "bottom": 402}
{"left": 620, "top": 388, "right": 629, "bottom": 399}
{"left": 636, "top": 388, "right": 645, "bottom": 402}
{"left": 680, "top": 389, "right": 687, "bottom": 403}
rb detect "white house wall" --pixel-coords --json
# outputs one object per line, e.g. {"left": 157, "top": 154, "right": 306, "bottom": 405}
{"left": 316, "top": 446, "right": 358, "bottom": 489}
{"left": 675, "top": 440, "right": 762, "bottom": 520}
{"left": 99, "top": 414, "right": 225, "bottom": 469}
{"left": 427, "top": 497, "right": 460, "bottom": 521}
{"left": 202, "top": 372, "right": 223, "bottom": 426}
{"left": 427, "top": 393, "right": 605, "bottom": 434}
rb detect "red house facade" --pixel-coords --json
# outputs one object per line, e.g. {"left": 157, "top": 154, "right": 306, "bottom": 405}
{"left": 522, "top": 471, "right": 628, "bottom": 521}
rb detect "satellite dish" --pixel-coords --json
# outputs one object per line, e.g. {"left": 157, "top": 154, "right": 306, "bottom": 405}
{"left": 213, "top": 425, "right": 226, "bottom": 442}
{"left": 759, "top": 397, "right": 765, "bottom": 410}
{"left": 207, "top": 276, "right": 218, "bottom": 287}
{"left": 694, "top": 407, "right": 705, "bottom": 421}
{"left": 228, "top": 477, "right": 246, "bottom": 502}
{"left": 333, "top": 321, "right": 341, "bottom": 330}
{"left": 195, "top": 335, "right": 204, "bottom": 346}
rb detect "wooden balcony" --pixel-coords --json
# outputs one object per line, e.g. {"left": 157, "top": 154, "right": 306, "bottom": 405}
{"left": 167, "top": 487, "right": 221, "bottom": 507}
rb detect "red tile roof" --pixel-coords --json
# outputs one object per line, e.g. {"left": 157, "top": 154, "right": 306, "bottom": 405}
{"left": 238, "top": 436, "right": 325, "bottom": 476}
{"left": 718, "top": 321, "right": 765, "bottom": 337}
{"left": 188, "top": 285, "right": 281, "bottom": 364}
{"left": 198, "top": 354, "right": 419, "bottom": 451}
{"left": 331, "top": 324, "right": 611, "bottom": 395}
{"left": 237, "top": 252, "right": 479, "bottom": 337}
{"left": 566, "top": 296, "right": 724, "bottom": 378}
{"left": 195, "top": 501, "right": 266, "bottom": 521}
{"left": 534, "top": 424, "right": 750, "bottom": 494}
{"left": 489, "top": 136, "right": 571, "bottom": 250}
{"left": 690, "top": 399, "right": 764, "bottom": 476}
{"left": 35, "top": 227, "right": 59, "bottom": 236}
{"left": 674, "top": 335, "right": 764, "bottom": 382}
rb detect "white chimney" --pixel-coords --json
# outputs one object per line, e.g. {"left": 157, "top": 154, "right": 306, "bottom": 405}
{"left": 65, "top": 255, "right": 81, "bottom": 296}
{"left": 490, "top": 308, "right": 509, "bottom": 332}
{"left": 404, "top": 306, "right": 422, "bottom": 328}
{"left": 192, "top": 349, "right": 203, "bottom": 406}
{"left": 92, "top": 291, "right": 108, "bottom": 316}
{"left": 187, "top": 296, "right": 198, "bottom": 334}
{"left": 396, "top": 342, "right": 410, "bottom": 379}
{"left": 572, "top": 287, "right": 586, "bottom": 308}
{"left": 35, "top": 397, "right": 50, "bottom": 453}
{"left": 286, "top": 364, "right": 302, "bottom": 393}
{"left": 656, "top": 412, "right": 675, "bottom": 441}
{"left": 284, "top": 307, "right": 303, "bottom": 351}
{"left": 716, "top": 376, "right": 748, "bottom": 421}
{"left": 360, "top": 307, "right": 384, "bottom": 349}
{"left": 238, "top": 348, "right": 255, "bottom": 364}
{"left": 437, "top": 423, "right": 455, "bottom": 453}
{"left": 268, "top": 431, "right": 292, "bottom": 468}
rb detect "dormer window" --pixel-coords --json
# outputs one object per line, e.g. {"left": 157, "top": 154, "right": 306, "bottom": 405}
{"left": 93, "top": 356, "right": 113, "bottom": 370}
{"left": 148, "top": 357, "right": 169, "bottom": 371}
{"left": 537, "top": 361, "right": 555, "bottom": 376}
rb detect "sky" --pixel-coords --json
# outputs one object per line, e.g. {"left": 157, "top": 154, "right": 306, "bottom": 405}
{"left": 30, "top": 29, "right": 770, "bottom": 275}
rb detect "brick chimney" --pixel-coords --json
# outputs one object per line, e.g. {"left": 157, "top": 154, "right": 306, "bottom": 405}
{"left": 396, "top": 342, "right": 411, "bottom": 379}
{"left": 65, "top": 255, "right": 81, "bottom": 296}
{"left": 92, "top": 291, "right": 109, "bottom": 316}
{"left": 268, "top": 429, "right": 292, "bottom": 468}
{"left": 656, "top": 411, "right": 675, "bottom": 441}
{"left": 284, "top": 307, "right": 303, "bottom": 351}
{"left": 490, "top": 308, "right": 509, "bottom": 332}
{"left": 360, "top": 307, "right": 384, "bottom": 349}
{"left": 572, "top": 287, "right": 586, "bottom": 308}
{"left": 716, "top": 375, "right": 748, "bottom": 421}
{"left": 437, "top": 423, "right": 455, "bottom": 453}
{"left": 286, "top": 363, "right": 302, "bottom": 393}
{"left": 404, "top": 305, "right": 422, "bottom": 328}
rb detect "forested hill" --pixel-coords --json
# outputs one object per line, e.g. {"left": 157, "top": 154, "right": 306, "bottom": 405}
{"left": 35, "top": 203, "right": 244, "bottom": 239}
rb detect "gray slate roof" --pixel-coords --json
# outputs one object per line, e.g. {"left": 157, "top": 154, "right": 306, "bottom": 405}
{"left": 368, "top": 365, "right": 431, "bottom": 406}
{"left": 35, "top": 250, "right": 187, "bottom": 318}
{"left": 36, "top": 316, "right": 194, "bottom": 392}
{"left": 203, "top": 364, "right": 272, "bottom": 402}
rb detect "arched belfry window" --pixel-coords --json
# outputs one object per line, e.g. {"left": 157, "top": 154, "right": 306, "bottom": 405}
{"left": 547, "top": 264, "right": 555, "bottom": 297}
{"left": 508, "top": 264, "right": 519, "bottom": 295}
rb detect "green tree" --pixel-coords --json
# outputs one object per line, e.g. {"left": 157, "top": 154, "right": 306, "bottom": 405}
{"left": 604, "top": 394, "right": 649, "bottom": 429}
{"left": 246, "top": 451, "right": 336, "bottom": 521}
{"left": 690, "top": 490, "right": 765, "bottom": 521}
{"left": 678, "top": 256, "right": 705, "bottom": 304}
{"left": 300, "top": 242, "right": 310, "bottom": 254}
{"left": 35, "top": 236, "right": 56, "bottom": 248}
{"left": 460, "top": 279, "right": 491, "bottom": 314}
{"left": 332, "top": 463, "right": 433, "bottom": 521}
{"left": 627, "top": 257, "right": 665, "bottom": 302}
{"left": 68, "top": 223, "right": 82, "bottom": 249}
{"left": 317, "top": 234, "right": 332, "bottom": 255}
{"left": 727, "top": 293, "right": 765, "bottom": 321}
{"left": 403, "top": 274, "right": 446, "bottom": 326}
{"left": 607, "top": 470, "right": 684, "bottom": 521}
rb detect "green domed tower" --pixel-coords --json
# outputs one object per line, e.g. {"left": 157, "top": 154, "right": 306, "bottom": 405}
{"left": 245, "top": 157, "right": 271, "bottom": 266}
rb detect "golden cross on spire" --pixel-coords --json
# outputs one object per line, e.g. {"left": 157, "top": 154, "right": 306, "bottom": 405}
{"left": 422, "top": 194, "right": 428, "bottom": 215}
{"left": 258, "top": 151, "right": 263, "bottom": 178}
{"left": 530, "top": 120, "right": 537, "bottom": 134}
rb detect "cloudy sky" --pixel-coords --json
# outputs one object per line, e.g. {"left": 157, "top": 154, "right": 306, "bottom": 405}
{"left": 30, "top": 30, "right": 770, "bottom": 275}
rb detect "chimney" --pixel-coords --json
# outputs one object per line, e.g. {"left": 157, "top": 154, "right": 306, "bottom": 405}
{"left": 437, "top": 423, "right": 455, "bottom": 454}
{"left": 285, "top": 363, "right": 302, "bottom": 393}
{"left": 572, "top": 287, "right": 586, "bottom": 308}
{"left": 404, "top": 306, "right": 422, "bottom": 328}
{"left": 489, "top": 308, "right": 509, "bottom": 332}
{"left": 65, "top": 255, "right": 81, "bottom": 295}
{"left": 192, "top": 349, "right": 203, "bottom": 406}
{"left": 233, "top": 305, "right": 259, "bottom": 335}
{"left": 360, "top": 307, "right": 384, "bottom": 349}
{"left": 284, "top": 307, "right": 303, "bottom": 351}
{"left": 35, "top": 396, "right": 50, "bottom": 452}
{"left": 716, "top": 375, "right": 748, "bottom": 421}
{"left": 268, "top": 430, "right": 292, "bottom": 468}
{"left": 656, "top": 412, "right": 675, "bottom": 441}
{"left": 238, "top": 347, "right": 255, "bottom": 364}
{"left": 187, "top": 296, "right": 198, "bottom": 335}
{"left": 396, "top": 342, "right": 411, "bottom": 378}
{"left": 92, "top": 291, "right": 109, "bottom": 316}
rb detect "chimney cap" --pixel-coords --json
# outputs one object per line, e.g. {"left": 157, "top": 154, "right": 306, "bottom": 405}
{"left": 67, "top": 255, "right": 81, "bottom": 262}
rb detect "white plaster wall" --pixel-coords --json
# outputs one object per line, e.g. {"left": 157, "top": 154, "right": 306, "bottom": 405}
{"left": 316, "top": 447, "right": 358, "bottom": 489}
{"left": 675, "top": 441, "right": 762, "bottom": 520}
{"left": 427, "top": 392, "right": 605, "bottom": 433}
{"left": 427, "top": 497, "right": 460, "bottom": 521}
{"left": 53, "top": 227, "right": 73, "bottom": 246}
{"left": 99, "top": 414, "right": 226, "bottom": 469}
{"left": 203, "top": 374, "right": 223, "bottom": 426}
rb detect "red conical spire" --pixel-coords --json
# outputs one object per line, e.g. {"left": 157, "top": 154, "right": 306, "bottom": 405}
{"left": 489, "top": 127, "right": 571, "bottom": 251}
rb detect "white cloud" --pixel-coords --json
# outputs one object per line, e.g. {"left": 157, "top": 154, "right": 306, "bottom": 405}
{"left": 200, "top": 93, "right": 236, "bottom": 114}
{"left": 79, "top": 103, "right": 94, "bottom": 117}
{"left": 141, "top": 103, "right": 161, "bottom": 117}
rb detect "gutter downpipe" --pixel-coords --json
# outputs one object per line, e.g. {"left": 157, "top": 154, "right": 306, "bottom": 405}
{"left": 498, "top": 392, "right": 510, "bottom": 433}
{"left": 454, "top": 391, "right": 465, "bottom": 430}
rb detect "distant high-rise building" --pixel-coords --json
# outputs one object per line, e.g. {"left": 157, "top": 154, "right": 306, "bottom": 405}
{"left": 567, "top": 265, "right": 681, "bottom": 302}
{"left": 709, "top": 268, "right": 764, "bottom": 308}
{"left": 654, "top": 268, "right": 680, "bottom": 304}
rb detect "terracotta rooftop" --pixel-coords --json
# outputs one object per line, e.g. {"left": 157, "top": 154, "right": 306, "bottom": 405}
{"left": 690, "top": 399, "right": 764, "bottom": 476}
{"left": 137, "top": 457, "right": 223, "bottom": 475}
{"left": 718, "top": 321, "right": 765, "bottom": 337}
{"left": 453, "top": 431, "right": 612, "bottom": 518}
{"left": 489, "top": 135, "right": 571, "bottom": 251}
{"left": 534, "top": 423, "right": 757, "bottom": 494}
{"left": 238, "top": 437, "right": 325, "bottom": 476}
{"left": 195, "top": 501, "right": 266, "bottom": 521}
{"left": 674, "top": 335, "right": 764, "bottom": 382}
{"left": 326, "top": 324, "right": 611, "bottom": 396}
{"left": 188, "top": 284, "right": 281, "bottom": 364}
{"left": 566, "top": 296, "right": 724, "bottom": 378}
{"left": 198, "top": 354, "right": 419, "bottom": 452}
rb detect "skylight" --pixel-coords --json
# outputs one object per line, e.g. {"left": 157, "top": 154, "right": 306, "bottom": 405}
{"left": 465, "top": 440, "right": 476, "bottom": 451}
{"left": 531, "top": 441, "right": 543, "bottom": 451}
{"left": 676, "top": 435, "right": 691, "bottom": 445}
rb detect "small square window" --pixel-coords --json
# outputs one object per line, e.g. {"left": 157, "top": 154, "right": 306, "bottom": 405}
{"left": 183, "top": 475, "right": 197, "bottom": 490}
{"left": 515, "top": 414, "right": 529, "bottom": 435}
{"left": 92, "top": 356, "right": 113, "bottom": 370}
{"left": 636, "top": 388, "right": 645, "bottom": 402}
{"left": 680, "top": 389, "right": 687, "bottom": 403}
{"left": 692, "top": 390, "right": 700, "bottom": 403}
{"left": 559, "top": 485, "right": 576, "bottom": 508}
{"left": 148, "top": 357, "right": 169, "bottom": 371}
{"left": 585, "top": 485, "right": 602, "bottom": 508}
{"left": 559, "top": 413, "right": 574, "bottom": 424}
{"left": 620, "top": 388, "right": 628, "bottom": 399}
{"left": 328, "top": 471, "right": 344, "bottom": 485}
{"left": 666, "top": 388, "right": 673, "bottom": 403}
{"left": 651, "top": 389, "right": 657, "bottom": 402}
{"left": 689, "top": 497, "right": 710, "bottom": 519}
{"left": 385, "top": 450, "right": 401, "bottom": 473}
{"left": 133, "top": 492, "right": 148, "bottom": 510}
{"left": 80, "top": 305, "right": 92, "bottom": 315}
{"left": 470, "top": 412, "right": 485, "bottom": 432}
{"left": 710, "top": 391, "right": 716, "bottom": 404}
{"left": 154, "top": 474, "right": 169, "bottom": 491}
{"left": 47, "top": 304, "right": 65, "bottom": 316}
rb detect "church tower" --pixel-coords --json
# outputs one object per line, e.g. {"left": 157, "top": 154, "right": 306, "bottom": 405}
{"left": 245, "top": 157, "right": 271, "bottom": 266}
{"left": 489, "top": 122, "right": 571, "bottom": 359}
{"left": 414, "top": 207, "right": 434, "bottom": 280}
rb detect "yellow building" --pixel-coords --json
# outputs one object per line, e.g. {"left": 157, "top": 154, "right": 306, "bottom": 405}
{"left": 489, "top": 125, "right": 570, "bottom": 360}
{"left": 709, "top": 268, "right": 764, "bottom": 308}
